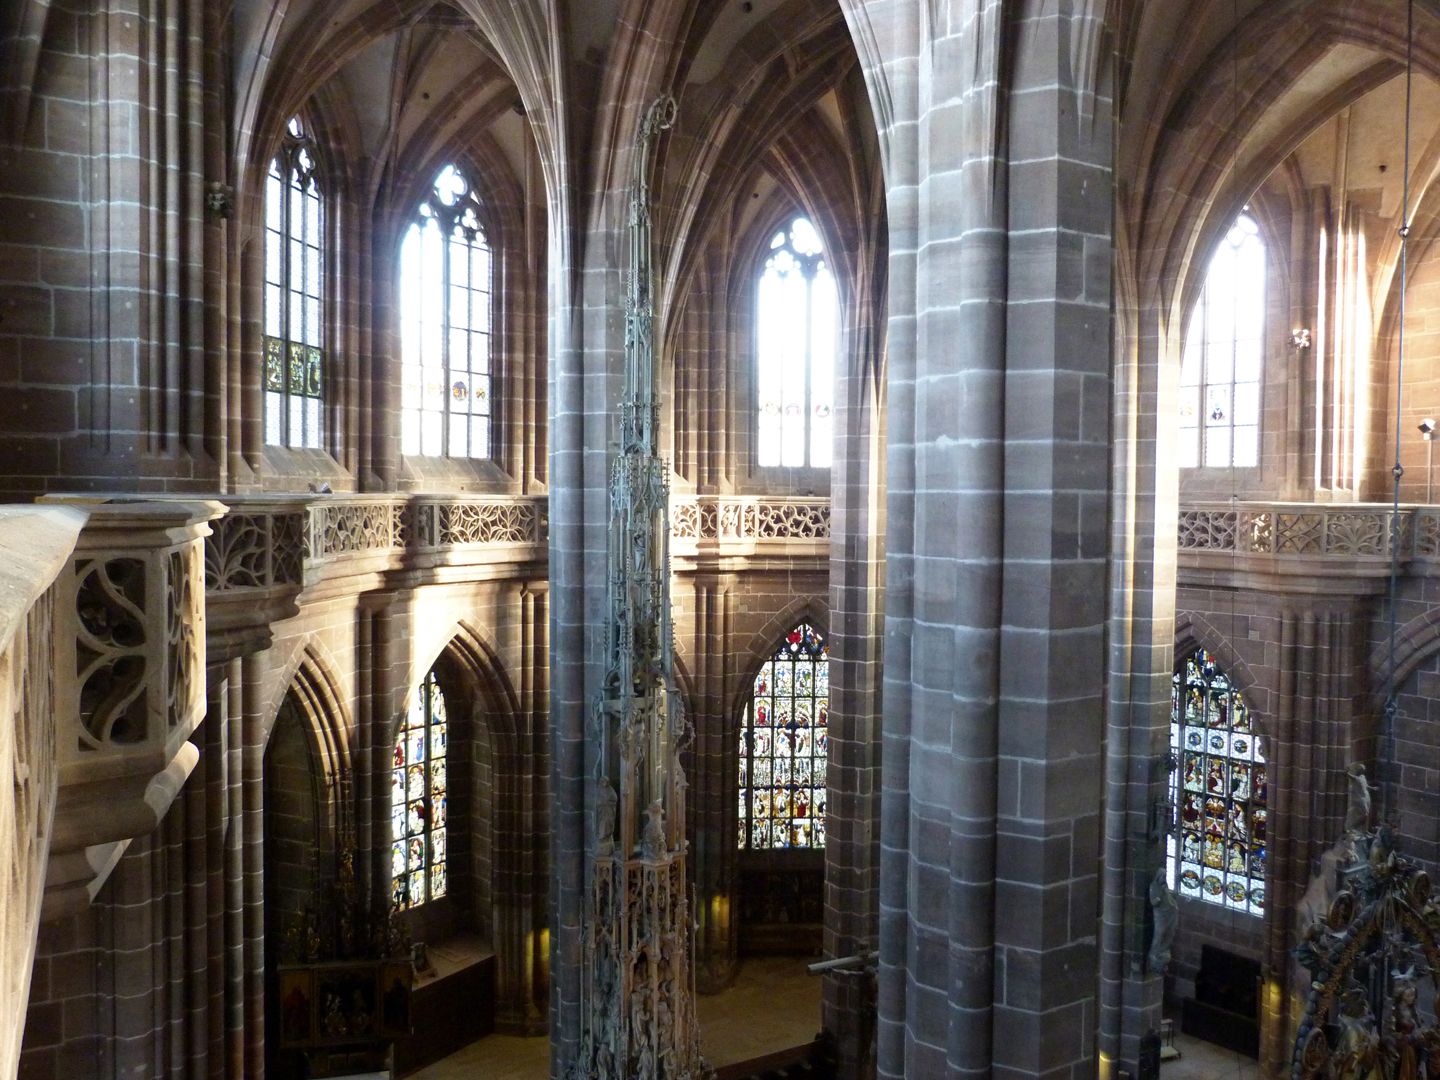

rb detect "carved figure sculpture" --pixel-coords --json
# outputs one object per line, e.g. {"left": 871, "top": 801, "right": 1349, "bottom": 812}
{"left": 1147, "top": 867, "right": 1178, "bottom": 973}
{"left": 641, "top": 798, "right": 666, "bottom": 861}
{"left": 1335, "top": 988, "right": 1383, "bottom": 1080}
{"left": 1389, "top": 974, "right": 1425, "bottom": 1080}
{"left": 1344, "top": 762, "right": 1373, "bottom": 836}
{"left": 596, "top": 777, "right": 618, "bottom": 855}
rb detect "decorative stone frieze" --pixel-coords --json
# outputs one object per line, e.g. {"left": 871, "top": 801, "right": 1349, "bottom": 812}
{"left": 38, "top": 497, "right": 224, "bottom": 915}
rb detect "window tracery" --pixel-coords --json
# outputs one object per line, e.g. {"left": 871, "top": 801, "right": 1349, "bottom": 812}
{"left": 399, "top": 163, "right": 493, "bottom": 459}
{"left": 1180, "top": 212, "right": 1265, "bottom": 469}
{"left": 739, "top": 621, "right": 828, "bottom": 849}
{"left": 1169, "top": 648, "right": 1266, "bottom": 915}
{"left": 392, "top": 668, "right": 448, "bottom": 910}
{"left": 264, "top": 116, "right": 325, "bottom": 449}
{"left": 755, "top": 217, "right": 837, "bottom": 469}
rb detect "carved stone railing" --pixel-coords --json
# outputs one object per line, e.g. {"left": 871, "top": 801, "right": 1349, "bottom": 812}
{"left": 669, "top": 496, "right": 830, "bottom": 554}
{"left": 37, "top": 498, "right": 223, "bottom": 915}
{"left": 1177, "top": 502, "right": 1440, "bottom": 579}
{"left": 0, "top": 505, "right": 87, "bottom": 1079}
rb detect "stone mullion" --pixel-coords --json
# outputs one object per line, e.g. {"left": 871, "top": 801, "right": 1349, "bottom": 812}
{"left": 1261, "top": 608, "right": 1301, "bottom": 1076}
{"left": 240, "top": 653, "right": 265, "bottom": 1079}
{"left": 163, "top": 789, "right": 186, "bottom": 1074}
{"left": 187, "top": 736, "right": 210, "bottom": 1076}
{"left": 222, "top": 659, "right": 247, "bottom": 1077}
{"left": 692, "top": 575, "right": 738, "bottom": 992}
{"left": 203, "top": 671, "right": 228, "bottom": 1079}
{"left": 528, "top": 582, "right": 551, "bottom": 1029}
{"left": 989, "top": 5, "right": 1112, "bottom": 1077}
{"left": 823, "top": 309, "right": 885, "bottom": 1076}
{"left": 846, "top": 0, "right": 922, "bottom": 1072}
{"left": 201, "top": 0, "right": 231, "bottom": 485}
{"left": 913, "top": 5, "right": 1011, "bottom": 1076}
{"left": 1099, "top": 246, "right": 1181, "bottom": 1073}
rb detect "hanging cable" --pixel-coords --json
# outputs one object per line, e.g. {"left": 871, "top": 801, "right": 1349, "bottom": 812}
{"left": 1382, "top": 0, "right": 1416, "bottom": 824}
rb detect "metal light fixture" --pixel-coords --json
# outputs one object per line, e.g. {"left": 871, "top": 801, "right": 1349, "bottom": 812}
{"left": 1421, "top": 419, "right": 1435, "bottom": 502}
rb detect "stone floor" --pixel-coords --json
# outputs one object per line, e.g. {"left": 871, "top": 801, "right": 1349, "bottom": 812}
{"left": 1162, "top": 1032, "right": 1262, "bottom": 1080}
{"left": 406, "top": 956, "right": 823, "bottom": 1079}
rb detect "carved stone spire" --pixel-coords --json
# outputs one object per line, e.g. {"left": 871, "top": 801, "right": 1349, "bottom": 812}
{"left": 574, "top": 95, "right": 706, "bottom": 1079}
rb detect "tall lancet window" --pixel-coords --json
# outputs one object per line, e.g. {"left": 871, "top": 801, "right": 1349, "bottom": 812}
{"left": 1169, "top": 648, "right": 1266, "bottom": 916}
{"left": 392, "top": 668, "right": 449, "bottom": 910}
{"left": 399, "top": 164, "right": 493, "bottom": 459}
{"left": 264, "top": 116, "right": 325, "bottom": 449}
{"left": 739, "top": 621, "right": 828, "bottom": 849}
{"left": 1179, "top": 212, "right": 1265, "bottom": 468}
{"left": 756, "top": 217, "right": 837, "bottom": 468}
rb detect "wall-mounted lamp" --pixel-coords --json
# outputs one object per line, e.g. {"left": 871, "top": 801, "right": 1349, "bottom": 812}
{"left": 1291, "top": 328, "right": 1312, "bottom": 350}
{"left": 1421, "top": 419, "right": 1436, "bottom": 503}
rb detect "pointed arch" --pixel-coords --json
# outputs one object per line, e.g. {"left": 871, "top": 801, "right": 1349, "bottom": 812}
{"left": 264, "top": 642, "right": 353, "bottom": 793}
{"left": 732, "top": 598, "right": 832, "bottom": 722}
{"left": 1174, "top": 610, "right": 1266, "bottom": 729}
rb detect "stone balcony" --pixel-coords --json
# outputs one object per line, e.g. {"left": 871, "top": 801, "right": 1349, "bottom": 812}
{"left": 1177, "top": 501, "right": 1440, "bottom": 592}
{"left": 37, "top": 498, "right": 224, "bottom": 916}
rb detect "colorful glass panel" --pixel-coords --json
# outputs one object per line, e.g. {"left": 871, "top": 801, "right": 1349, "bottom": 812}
{"left": 756, "top": 217, "right": 837, "bottom": 469}
{"left": 1168, "top": 648, "right": 1265, "bottom": 915}
{"left": 1179, "top": 212, "right": 1264, "bottom": 469}
{"left": 740, "top": 621, "right": 828, "bottom": 849}
{"left": 391, "top": 668, "right": 448, "bottom": 910}
{"left": 263, "top": 116, "right": 324, "bottom": 449}
{"left": 399, "top": 164, "right": 493, "bottom": 460}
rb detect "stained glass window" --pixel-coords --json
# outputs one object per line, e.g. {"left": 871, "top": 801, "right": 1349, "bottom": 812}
{"left": 264, "top": 116, "right": 324, "bottom": 449}
{"left": 391, "top": 668, "right": 448, "bottom": 910}
{"left": 399, "top": 164, "right": 492, "bottom": 459}
{"left": 739, "top": 621, "right": 828, "bottom": 849}
{"left": 1169, "top": 649, "right": 1266, "bottom": 915}
{"left": 756, "top": 217, "right": 837, "bottom": 469}
{"left": 1179, "top": 212, "right": 1264, "bottom": 469}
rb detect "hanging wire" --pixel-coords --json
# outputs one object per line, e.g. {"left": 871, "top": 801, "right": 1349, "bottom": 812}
{"left": 1382, "top": 0, "right": 1416, "bottom": 823}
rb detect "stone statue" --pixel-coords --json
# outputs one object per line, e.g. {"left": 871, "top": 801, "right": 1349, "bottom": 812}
{"left": 1297, "top": 833, "right": 1361, "bottom": 930}
{"left": 641, "top": 798, "right": 666, "bottom": 860}
{"left": 1345, "top": 762, "right": 1373, "bottom": 836}
{"left": 596, "top": 777, "right": 618, "bottom": 855}
{"left": 1147, "top": 867, "right": 1178, "bottom": 973}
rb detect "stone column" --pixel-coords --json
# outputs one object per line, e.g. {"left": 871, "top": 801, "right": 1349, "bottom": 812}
{"left": 841, "top": 2, "right": 1113, "bottom": 1076}
{"left": 823, "top": 236, "right": 887, "bottom": 1078}
{"left": 689, "top": 573, "right": 739, "bottom": 993}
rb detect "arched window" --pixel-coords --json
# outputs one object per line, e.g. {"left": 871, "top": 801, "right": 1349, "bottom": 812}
{"left": 1169, "top": 648, "right": 1266, "bottom": 915}
{"left": 739, "top": 621, "right": 828, "bottom": 849}
{"left": 399, "top": 163, "right": 493, "bottom": 459}
{"left": 392, "top": 668, "right": 449, "bottom": 910}
{"left": 1179, "top": 212, "right": 1265, "bottom": 469}
{"left": 264, "top": 116, "right": 324, "bottom": 449}
{"left": 756, "top": 217, "right": 837, "bottom": 469}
